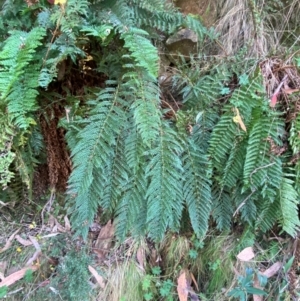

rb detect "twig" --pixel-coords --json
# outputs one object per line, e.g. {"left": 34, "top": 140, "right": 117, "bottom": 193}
{"left": 250, "top": 162, "right": 276, "bottom": 187}
{"left": 234, "top": 162, "right": 277, "bottom": 216}
{"left": 233, "top": 190, "right": 256, "bottom": 217}
{"left": 40, "top": 189, "right": 56, "bottom": 232}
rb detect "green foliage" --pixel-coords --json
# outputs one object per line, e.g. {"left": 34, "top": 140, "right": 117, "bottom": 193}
{"left": 228, "top": 268, "right": 267, "bottom": 301}
{"left": 54, "top": 249, "right": 92, "bottom": 301}
{"left": 0, "top": 0, "right": 299, "bottom": 246}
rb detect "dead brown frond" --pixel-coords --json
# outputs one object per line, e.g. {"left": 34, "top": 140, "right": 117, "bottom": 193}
{"left": 260, "top": 57, "right": 300, "bottom": 109}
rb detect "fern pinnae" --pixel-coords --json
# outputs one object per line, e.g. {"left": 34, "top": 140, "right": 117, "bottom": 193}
{"left": 209, "top": 110, "right": 239, "bottom": 172}
{"left": 68, "top": 85, "right": 128, "bottom": 236}
{"left": 101, "top": 129, "right": 130, "bottom": 211}
{"left": 221, "top": 140, "right": 247, "bottom": 189}
{"left": 146, "top": 124, "right": 184, "bottom": 240}
{"left": 255, "top": 196, "right": 280, "bottom": 233}
{"left": 243, "top": 109, "right": 284, "bottom": 192}
{"left": 277, "top": 177, "right": 300, "bottom": 237}
{"left": 212, "top": 185, "right": 233, "bottom": 230}
{"left": 182, "top": 138, "right": 211, "bottom": 237}
{"left": 130, "top": 77, "right": 162, "bottom": 147}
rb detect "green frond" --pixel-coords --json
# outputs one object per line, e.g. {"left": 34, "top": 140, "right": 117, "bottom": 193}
{"left": 209, "top": 110, "right": 240, "bottom": 172}
{"left": 277, "top": 177, "right": 300, "bottom": 237}
{"left": 234, "top": 188, "right": 257, "bottom": 224}
{"left": 212, "top": 186, "right": 233, "bottom": 230}
{"left": 181, "top": 138, "right": 211, "bottom": 237}
{"left": 115, "top": 121, "right": 148, "bottom": 239}
{"left": 0, "top": 27, "right": 45, "bottom": 100}
{"left": 130, "top": 78, "right": 162, "bottom": 147}
{"left": 192, "top": 109, "right": 219, "bottom": 152}
{"left": 173, "top": 63, "right": 232, "bottom": 108}
{"left": 256, "top": 177, "right": 300, "bottom": 236}
{"left": 243, "top": 109, "right": 283, "bottom": 192}
{"left": 68, "top": 85, "right": 129, "bottom": 237}
{"left": 146, "top": 124, "right": 184, "bottom": 240}
{"left": 221, "top": 142, "right": 247, "bottom": 189}
{"left": 121, "top": 28, "right": 159, "bottom": 80}
{"left": 101, "top": 130, "right": 129, "bottom": 211}
{"left": 255, "top": 197, "right": 279, "bottom": 233}
{"left": 115, "top": 168, "right": 148, "bottom": 240}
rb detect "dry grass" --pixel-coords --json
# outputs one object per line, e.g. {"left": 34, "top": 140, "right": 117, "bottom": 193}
{"left": 215, "top": 0, "right": 300, "bottom": 57}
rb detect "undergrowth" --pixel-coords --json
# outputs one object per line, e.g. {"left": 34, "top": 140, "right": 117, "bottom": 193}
{"left": 0, "top": 0, "right": 300, "bottom": 300}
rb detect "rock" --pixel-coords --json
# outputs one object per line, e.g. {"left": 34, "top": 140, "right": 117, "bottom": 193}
{"left": 166, "top": 29, "right": 198, "bottom": 61}
{"left": 174, "top": 0, "right": 218, "bottom": 28}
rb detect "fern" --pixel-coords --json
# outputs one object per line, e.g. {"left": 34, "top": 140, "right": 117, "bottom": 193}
{"left": 208, "top": 72, "right": 289, "bottom": 232}
{"left": 243, "top": 109, "right": 283, "bottom": 193}
{"left": 68, "top": 85, "right": 128, "bottom": 237}
{"left": 181, "top": 138, "right": 211, "bottom": 237}
{"left": 0, "top": 28, "right": 45, "bottom": 129}
{"left": 145, "top": 125, "right": 184, "bottom": 240}
{"left": 115, "top": 125, "right": 148, "bottom": 239}
{"left": 130, "top": 77, "right": 162, "bottom": 146}
{"left": 1, "top": 0, "right": 298, "bottom": 244}
{"left": 121, "top": 28, "right": 159, "bottom": 80}
{"left": 212, "top": 185, "right": 233, "bottom": 230}
{"left": 256, "top": 177, "right": 300, "bottom": 237}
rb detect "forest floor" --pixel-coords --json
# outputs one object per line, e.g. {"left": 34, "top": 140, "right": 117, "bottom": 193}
{"left": 0, "top": 195, "right": 299, "bottom": 301}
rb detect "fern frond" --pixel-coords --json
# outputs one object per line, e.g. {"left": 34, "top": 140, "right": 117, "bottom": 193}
{"left": 221, "top": 141, "right": 247, "bottom": 189}
{"left": 192, "top": 109, "right": 219, "bottom": 152}
{"left": 181, "top": 138, "right": 211, "bottom": 237}
{"left": 130, "top": 78, "right": 162, "bottom": 146}
{"left": 243, "top": 109, "right": 283, "bottom": 192}
{"left": 256, "top": 176, "right": 300, "bottom": 236}
{"left": 146, "top": 124, "right": 184, "bottom": 240}
{"left": 121, "top": 28, "right": 159, "bottom": 80}
{"left": 255, "top": 197, "right": 279, "bottom": 233}
{"left": 212, "top": 186, "right": 233, "bottom": 230}
{"left": 101, "top": 130, "right": 129, "bottom": 211}
{"left": 277, "top": 177, "right": 300, "bottom": 237}
{"left": 114, "top": 119, "right": 148, "bottom": 239}
{"left": 209, "top": 111, "right": 240, "bottom": 172}
{"left": 115, "top": 168, "right": 148, "bottom": 240}
{"left": 68, "top": 85, "right": 128, "bottom": 237}
{"left": 7, "top": 65, "right": 40, "bottom": 129}
{"left": 0, "top": 27, "right": 45, "bottom": 100}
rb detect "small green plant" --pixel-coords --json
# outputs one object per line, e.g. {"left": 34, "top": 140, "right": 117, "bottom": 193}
{"left": 24, "top": 268, "right": 34, "bottom": 283}
{"left": 159, "top": 279, "right": 174, "bottom": 300}
{"left": 208, "top": 259, "right": 221, "bottom": 271}
{"left": 51, "top": 248, "right": 92, "bottom": 301}
{"left": 142, "top": 265, "right": 176, "bottom": 301}
{"left": 228, "top": 268, "right": 267, "bottom": 301}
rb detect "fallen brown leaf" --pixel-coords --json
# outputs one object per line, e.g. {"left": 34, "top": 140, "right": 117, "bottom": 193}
{"left": 177, "top": 271, "right": 189, "bottom": 301}
{"left": 29, "top": 236, "right": 41, "bottom": 251}
{"left": 94, "top": 220, "right": 114, "bottom": 261}
{"left": 237, "top": 247, "right": 255, "bottom": 262}
{"left": 0, "top": 265, "right": 38, "bottom": 287}
{"left": 15, "top": 235, "right": 32, "bottom": 246}
{"left": 261, "top": 262, "right": 282, "bottom": 278}
{"left": 136, "top": 246, "right": 145, "bottom": 270}
{"left": 64, "top": 215, "right": 71, "bottom": 231}
{"left": 88, "top": 265, "right": 105, "bottom": 288}
{"left": 0, "top": 228, "right": 20, "bottom": 253}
